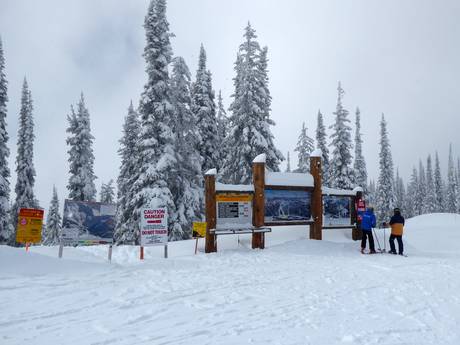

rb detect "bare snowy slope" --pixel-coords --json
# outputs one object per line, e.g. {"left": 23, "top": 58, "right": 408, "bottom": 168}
{"left": 1, "top": 214, "right": 459, "bottom": 345}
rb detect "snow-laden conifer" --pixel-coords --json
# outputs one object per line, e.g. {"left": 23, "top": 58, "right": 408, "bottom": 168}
{"left": 375, "top": 114, "right": 394, "bottom": 223}
{"left": 285, "top": 152, "right": 291, "bottom": 172}
{"left": 405, "top": 167, "right": 418, "bottom": 218}
{"left": 294, "top": 122, "right": 314, "bottom": 173}
{"left": 424, "top": 155, "right": 437, "bottom": 214}
{"left": 329, "top": 82, "right": 353, "bottom": 189}
{"left": 417, "top": 160, "right": 427, "bottom": 214}
{"left": 221, "top": 23, "right": 283, "bottom": 183}
{"left": 12, "top": 78, "right": 37, "bottom": 230}
{"left": 130, "top": 0, "right": 177, "bottom": 241}
{"left": 66, "top": 94, "right": 97, "bottom": 201}
{"left": 367, "top": 179, "right": 376, "bottom": 207}
{"left": 394, "top": 169, "right": 405, "bottom": 210}
{"left": 216, "top": 90, "right": 229, "bottom": 167}
{"left": 353, "top": 107, "right": 367, "bottom": 191}
{"left": 43, "top": 186, "right": 61, "bottom": 245}
{"left": 434, "top": 151, "right": 444, "bottom": 212}
{"left": 114, "top": 102, "right": 140, "bottom": 244}
{"left": 0, "top": 37, "right": 12, "bottom": 243}
{"left": 169, "top": 56, "right": 202, "bottom": 240}
{"left": 191, "top": 45, "right": 219, "bottom": 174}
{"left": 316, "top": 110, "right": 330, "bottom": 185}
{"left": 100, "top": 180, "right": 115, "bottom": 204}
{"left": 446, "top": 144, "right": 458, "bottom": 213}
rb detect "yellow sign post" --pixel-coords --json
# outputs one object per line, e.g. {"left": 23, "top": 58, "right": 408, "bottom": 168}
{"left": 193, "top": 222, "right": 207, "bottom": 254}
{"left": 15, "top": 208, "right": 44, "bottom": 245}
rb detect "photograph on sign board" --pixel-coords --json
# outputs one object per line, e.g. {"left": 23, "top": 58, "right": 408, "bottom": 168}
{"left": 62, "top": 200, "right": 116, "bottom": 245}
{"left": 323, "top": 195, "right": 351, "bottom": 226}
{"left": 264, "top": 189, "right": 311, "bottom": 223}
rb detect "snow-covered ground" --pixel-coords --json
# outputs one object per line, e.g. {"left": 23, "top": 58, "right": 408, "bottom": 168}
{"left": 1, "top": 214, "right": 460, "bottom": 345}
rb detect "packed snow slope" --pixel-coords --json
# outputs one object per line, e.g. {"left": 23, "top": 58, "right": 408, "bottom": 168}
{"left": 1, "top": 214, "right": 460, "bottom": 345}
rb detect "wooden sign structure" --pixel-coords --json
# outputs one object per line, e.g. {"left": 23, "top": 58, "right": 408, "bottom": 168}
{"left": 204, "top": 152, "right": 363, "bottom": 253}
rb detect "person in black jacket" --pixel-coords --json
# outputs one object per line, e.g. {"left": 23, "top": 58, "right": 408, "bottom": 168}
{"left": 388, "top": 208, "right": 405, "bottom": 255}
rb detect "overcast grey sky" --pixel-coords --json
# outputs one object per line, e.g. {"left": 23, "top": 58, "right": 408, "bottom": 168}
{"left": 1, "top": 0, "right": 460, "bottom": 207}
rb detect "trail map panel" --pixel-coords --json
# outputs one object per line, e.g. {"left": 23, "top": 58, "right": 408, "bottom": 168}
{"left": 61, "top": 200, "right": 116, "bottom": 245}
{"left": 264, "top": 189, "right": 311, "bottom": 224}
{"left": 216, "top": 193, "right": 253, "bottom": 229}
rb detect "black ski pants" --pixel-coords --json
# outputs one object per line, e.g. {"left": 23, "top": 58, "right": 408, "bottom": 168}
{"left": 361, "top": 230, "right": 375, "bottom": 252}
{"left": 389, "top": 234, "right": 404, "bottom": 254}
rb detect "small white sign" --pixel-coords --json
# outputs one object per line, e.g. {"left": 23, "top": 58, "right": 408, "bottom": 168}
{"left": 140, "top": 207, "right": 168, "bottom": 246}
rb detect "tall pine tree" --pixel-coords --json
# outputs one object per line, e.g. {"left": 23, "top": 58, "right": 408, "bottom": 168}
{"left": 405, "top": 167, "right": 418, "bottom": 218}
{"left": 417, "top": 160, "right": 427, "bottom": 214}
{"left": 169, "top": 56, "right": 202, "bottom": 240}
{"left": 0, "top": 36, "right": 12, "bottom": 243}
{"left": 216, "top": 90, "right": 229, "bottom": 168}
{"left": 394, "top": 169, "right": 405, "bottom": 210}
{"left": 446, "top": 144, "right": 458, "bottom": 213}
{"left": 192, "top": 44, "right": 219, "bottom": 174}
{"left": 285, "top": 151, "right": 291, "bottom": 172}
{"left": 66, "top": 94, "right": 97, "bottom": 201}
{"left": 43, "top": 186, "right": 61, "bottom": 245}
{"left": 316, "top": 110, "right": 330, "bottom": 186}
{"left": 434, "top": 151, "right": 444, "bottom": 212}
{"left": 221, "top": 23, "right": 283, "bottom": 184}
{"left": 114, "top": 102, "right": 141, "bottom": 244}
{"left": 99, "top": 179, "right": 115, "bottom": 204}
{"left": 353, "top": 107, "right": 367, "bottom": 191}
{"left": 294, "top": 122, "right": 314, "bottom": 173}
{"left": 329, "top": 82, "right": 353, "bottom": 189}
{"left": 130, "top": 0, "right": 178, "bottom": 241}
{"left": 12, "top": 78, "right": 37, "bottom": 230}
{"left": 375, "top": 114, "right": 394, "bottom": 223}
{"left": 424, "top": 155, "right": 437, "bottom": 214}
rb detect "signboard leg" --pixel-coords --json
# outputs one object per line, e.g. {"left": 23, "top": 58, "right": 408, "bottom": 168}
{"left": 140, "top": 246, "right": 144, "bottom": 260}
{"left": 194, "top": 238, "right": 198, "bottom": 254}
{"left": 25, "top": 242, "right": 30, "bottom": 252}
{"left": 58, "top": 241, "right": 64, "bottom": 258}
{"left": 164, "top": 245, "right": 168, "bottom": 259}
{"left": 108, "top": 245, "right": 113, "bottom": 262}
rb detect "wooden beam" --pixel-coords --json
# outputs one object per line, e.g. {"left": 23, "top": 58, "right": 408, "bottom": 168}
{"left": 205, "top": 170, "right": 217, "bottom": 253}
{"left": 310, "top": 155, "right": 323, "bottom": 240}
{"left": 252, "top": 157, "right": 266, "bottom": 249}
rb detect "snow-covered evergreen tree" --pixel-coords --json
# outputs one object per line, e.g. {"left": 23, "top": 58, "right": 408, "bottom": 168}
{"left": 375, "top": 114, "right": 394, "bottom": 223}
{"left": 367, "top": 179, "right": 376, "bottom": 207}
{"left": 221, "top": 23, "right": 283, "bottom": 184}
{"left": 316, "top": 110, "right": 330, "bottom": 185}
{"left": 394, "top": 169, "right": 405, "bottom": 210}
{"left": 43, "top": 186, "right": 61, "bottom": 245}
{"left": 99, "top": 179, "right": 115, "bottom": 204}
{"left": 416, "top": 160, "right": 426, "bottom": 215}
{"left": 114, "top": 102, "right": 140, "bottom": 243}
{"left": 434, "top": 151, "right": 444, "bottom": 212}
{"left": 329, "top": 82, "right": 353, "bottom": 189}
{"left": 216, "top": 90, "right": 229, "bottom": 168}
{"left": 114, "top": 102, "right": 140, "bottom": 244}
{"left": 0, "top": 37, "right": 12, "bottom": 243}
{"left": 353, "top": 107, "right": 367, "bottom": 191}
{"left": 12, "top": 78, "right": 37, "bottom": 231}
{"left": 169, "top": 56, "right": 202, "bottom": 240}
{"left": 66, "top": 93, "right": 97, "bottom": 201}
{"left": 285, "top": 151, "right": 291, "bottom": 172}
{"left": 405, "top": 167, "right": 418, "bottom": 218}
{"left": 294, "top": 122, "right": 314, "bottom": 173}
{"left": 446, "top": 144, "right": 458, "bottom": 213}
{"left": 192, "top": 44, "right": 219, "bottom": 174}
{"left": 424, "top": 155, "right": 437, "bottom": 214}
{"left": 130, "top": 0, "right": 177, "bottom": 242}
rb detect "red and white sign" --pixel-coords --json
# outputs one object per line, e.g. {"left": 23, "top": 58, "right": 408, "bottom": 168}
{"left": 140, "top": 207, "right": 168, "bottom": 246}
{"left": 356, "top": 198, "right": 366, "bottom": 221}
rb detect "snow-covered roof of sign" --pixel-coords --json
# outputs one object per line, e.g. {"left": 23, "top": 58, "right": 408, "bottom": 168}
{"left": 215, "top": 183, "right": 254, "bottom": 192}
{"left": 265, "top": 171, "right": 314, "bottom": 187}
{"left": 310, "top": 149, "right": 322, "bottom": 158}
{"left": 322, "top": 187, "right": 358, "bottom": 196}
{"left": 253, "top": 153, "right": 266, "bottom": 163}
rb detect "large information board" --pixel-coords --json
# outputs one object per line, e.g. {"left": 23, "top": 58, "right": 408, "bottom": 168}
{"left": 323, "top": 195, "right": 352, "bottom": 226}
{"left": 216, "top": 193, "right": 253, "bottom": 229}
{"left": 264, "top": 189, "right": 311, "bottom": 224}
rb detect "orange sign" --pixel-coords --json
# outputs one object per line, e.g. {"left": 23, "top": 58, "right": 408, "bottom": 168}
{"left": 15, "top": 208, "right": 44, "bottom": 244}
{"left": 216, "top": 193, "right": 253, "bottom": 202}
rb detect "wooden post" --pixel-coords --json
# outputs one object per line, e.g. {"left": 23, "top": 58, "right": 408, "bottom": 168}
{"left": 252, "top": 154, "right": 266, "bottom": 249}
{"left": 108, "top": 244, "right": 113, "bottom": 262}
{"left": 140, "top": 246, "right": 144, "bottom": 260}
{"left": 58, "top": 241, "right": 64, "bottom": 258}
{"left": 310, "top": 154, "right": 323, "bottom": 240}
{"left": 205, "top": 169, "right": 217, "bottom": 253}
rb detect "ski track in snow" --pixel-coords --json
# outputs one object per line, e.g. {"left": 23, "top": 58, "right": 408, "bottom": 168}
{"left": 1, "top": 216, "right": 460, "bottom": 345}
